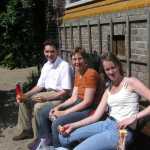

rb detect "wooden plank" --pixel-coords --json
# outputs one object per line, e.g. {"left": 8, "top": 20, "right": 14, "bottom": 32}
{"left": 98, "top": 18, "right": 102, "bottom": 54}
{"left": 58, "top": 26, "right": 62, "bottom": 49}
{"left": 78, "top": 22, "right": 82, "bottom": 47}
{"left": 70, "top": 23, "right": 74, "bottom": 49}
{"left": 126, "top": 15, "right": 131, "bottom": 77}
{"left": 88, "top": 20, "right": 92, "bottom": 53}
{"left": 147, "top": 12, "right": 150, "bottom": 88}
{"left": 109, "top": 18, "right": 113, "bottom": 52}
{"left": 64, "top": 23, "right": 67, "bottom": 50}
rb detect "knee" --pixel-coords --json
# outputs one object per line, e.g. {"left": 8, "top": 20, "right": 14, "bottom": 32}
{"left": 59, "top": 134, "right": 70, "bottom": 147}
{"left": 34, "top": 103, "right": 42, "bottom": 115}
{"left": 51, "top": 119, "right": 60, "bottom": 132}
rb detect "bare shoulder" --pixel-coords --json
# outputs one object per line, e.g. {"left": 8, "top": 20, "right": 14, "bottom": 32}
{"left": 124, "top": 77, "right": 142, "bottom": 90}
{"left": 125, "top": 77, "right": 139, "bottom": 84}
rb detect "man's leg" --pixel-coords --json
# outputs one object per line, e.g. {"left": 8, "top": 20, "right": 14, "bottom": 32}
{"left": 33, "top": 102, "right": 52, "bottom": 139}
{"left": 13, "top": 101, "right": 33, "bottom": 141}
{"left": 32, "top": 91, "right": 63, "bottom": 139}
{"left": 27, "top": 91, "right": 63, "bottom": 149}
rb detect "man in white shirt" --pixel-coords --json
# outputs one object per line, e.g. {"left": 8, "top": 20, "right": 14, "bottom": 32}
{"left": 13, "top": 40, "right": 72, "bottom": 141}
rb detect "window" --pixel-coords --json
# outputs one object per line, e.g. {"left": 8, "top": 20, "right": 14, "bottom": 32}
{"left": 108, "top": 35, "right": 125, "bottom": 56}
{"left": 66, "top": 0, "right": 94, "bottom": 8}
{"left": 112, "top": 35, "right": 125, "bottom": 56}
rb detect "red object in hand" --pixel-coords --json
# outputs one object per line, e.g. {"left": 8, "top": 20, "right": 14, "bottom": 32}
{"left": 16, "top": 83, "right": 21, "bottom": 96}
{"left": 16, "top": 83, "right": 22, "bottom": 102}
{"left": 58, "top": 125, "right": 69, "bottom": 133}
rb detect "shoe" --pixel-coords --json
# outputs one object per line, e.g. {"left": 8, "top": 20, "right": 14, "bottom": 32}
{"left": 27, "top": 138, "right": 40, "bottom": 150}
{"left": 12, "top": 129, "right": 33, "bottom": 141}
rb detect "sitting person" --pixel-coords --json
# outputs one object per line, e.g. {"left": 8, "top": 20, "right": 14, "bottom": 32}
{"left": 59, "top": 52, "right": 150, "bottom": 150}
{"left": 12, "top": 40, "right": 72, "bottom": 141}
{"left": 30, "top": 47, "right": 104, "bottom": 149}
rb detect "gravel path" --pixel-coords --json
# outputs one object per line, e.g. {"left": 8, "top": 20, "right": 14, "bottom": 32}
{"left": 0, "top": 67, "right": 37, "bottom": 150}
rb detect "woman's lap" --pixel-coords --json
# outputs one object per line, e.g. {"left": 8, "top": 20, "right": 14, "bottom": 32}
{"left": 59, "top": 118, "right": 134, "bottom": 149}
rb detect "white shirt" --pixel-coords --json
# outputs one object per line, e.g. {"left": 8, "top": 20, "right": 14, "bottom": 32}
{"left": 37, "top": 57, "right": 72, "bottom": 91}
{"left": 107, "top": 80, "right": 139, "bottom": 121}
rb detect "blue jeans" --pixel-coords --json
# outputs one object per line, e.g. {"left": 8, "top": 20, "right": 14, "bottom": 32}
{"left": 36, "top": 102, "right": 53, "bottom": 139}
{"left": 52, "top": 109, "right": 91, "bottom": 147}
{"left": 59, "top": 118, "right": 134, "bottom": 150}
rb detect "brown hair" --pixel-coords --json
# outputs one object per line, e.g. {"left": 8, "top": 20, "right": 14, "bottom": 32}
{"left": 71, "top": 47, "right": 88, "bottom": 61}
{"left": 101, "top": 52, "right": 124, "bottom": 75}
{"left": 43, "top": 39, "right": 58, "bottom": 50}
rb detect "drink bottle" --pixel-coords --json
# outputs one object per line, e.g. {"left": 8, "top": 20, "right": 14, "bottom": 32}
{"left": 36, "top": 138, "right": 49, "bottom": 150}
{"left": 16, "top": 83, "right": 22, "bottom": 103}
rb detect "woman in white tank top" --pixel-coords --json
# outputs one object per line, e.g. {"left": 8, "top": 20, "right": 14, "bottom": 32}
{"left": 58, "top": 52, "right": 150, "bottom": 150}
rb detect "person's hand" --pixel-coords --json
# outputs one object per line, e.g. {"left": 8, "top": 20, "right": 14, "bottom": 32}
{"left": 16, "top": 94, "right": 27, "bottom": 103}
{"left": 118, "top": 115, "right": 137, "bottom": 129}
{"left": 58, "top": 123, "right": 75, "bottom": 135}
{"left": 49, "top": 106, "right": 60, "bottom": 117}
{"left": 32, "top": 96, "right": 47, "bottom": 103}
{"left": 53, "top": 110, "right": 66, "bottom": 117}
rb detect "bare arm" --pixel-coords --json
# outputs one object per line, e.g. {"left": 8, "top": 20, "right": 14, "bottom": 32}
{"left": 64, "top": 88, "right": 96, "bottom": 114}
{"left": 54, "top": 87, "right": 96, "bottom": 117}
{"left": 53, "top": 87, "right": 78, "bottom": 110}
{"left": 62, "top": 90, "right": 108, "bottom": 134}
{"left": 24, "top": 86, "right": 43, "bottom": 98}
{"left": 50, "top": 87, "right": 78, "bottom": 115}
{"left": 118, "top": 77, "right": 150, "bottom": 128}
{"left": 129, "top": 77, "right": 150, "bottom": 120}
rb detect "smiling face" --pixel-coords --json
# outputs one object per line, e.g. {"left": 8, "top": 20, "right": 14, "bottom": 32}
{"left": 103, "top": 60, "right": 121, "bottom": 82}
{"left": 44, "top": 45, "right": 58, "bottom": 63}
{"left": 72, "top": 52, "right": 87, "bottom": 73}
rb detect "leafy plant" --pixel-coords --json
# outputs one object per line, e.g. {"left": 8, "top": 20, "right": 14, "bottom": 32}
{"left": 22, "top": 71, "right": 39, "bottom": 92}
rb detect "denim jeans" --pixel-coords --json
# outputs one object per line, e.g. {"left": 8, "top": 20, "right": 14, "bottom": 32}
{"left": 36, "top": 102, "right": 52, "bottom": 139}
{"left": 59, "top": 118, "right": 134, "bottom": 150}
{"left": 52, "top": 109, "right": 91, "bottom": 147}
{"left": 36, "top": 100, "right": 62, "bottom": 139}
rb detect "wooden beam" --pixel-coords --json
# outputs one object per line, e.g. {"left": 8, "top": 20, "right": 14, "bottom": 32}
{"left": 78, "top": 22, "right": 82, "bottom": 47}
{"left": 70, "top": 23, "right": 74, "bottom": 49}
{"left": 126, "top": 15, "right": 131, "bottom": 77}
{"left": 98, "top": 18, "right": 102, "bottom": 54}
{"left": 88, "top": 20, "right": 92, "bottom": 53}
{"left": 110, "top": 18, "right": 113, "bottom": 52}
{"left": 147, "top": 12, "right": 150, "bottom": 88}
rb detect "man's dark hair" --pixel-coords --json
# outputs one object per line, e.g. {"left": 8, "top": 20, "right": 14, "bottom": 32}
{"left": 43, "top": 39, "right": 58, "bottom": 50}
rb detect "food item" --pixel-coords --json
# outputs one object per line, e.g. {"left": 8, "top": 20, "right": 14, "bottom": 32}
{"left": 58, "top": 125, "right": 65, "bottom": 133}
{"left": 117, "top": 129, "right": 128, "bottom": 150}
{"left": 49, "top": 115, "right": 57, "bottom": 121}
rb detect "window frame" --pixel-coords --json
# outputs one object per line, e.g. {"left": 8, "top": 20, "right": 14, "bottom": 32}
{"left": 65, "top": 0, "right": 94, "bottom": 8}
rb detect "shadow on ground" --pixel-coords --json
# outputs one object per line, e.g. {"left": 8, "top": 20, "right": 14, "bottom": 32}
{"left": 0, "top": 89, "right": 18, "bottom": 129}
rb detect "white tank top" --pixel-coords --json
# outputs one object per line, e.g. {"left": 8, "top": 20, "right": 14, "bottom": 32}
{"left": 107, "top": 80, "right": 139, "bottom": 121}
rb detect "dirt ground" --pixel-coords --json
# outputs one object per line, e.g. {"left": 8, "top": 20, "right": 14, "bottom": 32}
{"left": 0, "top": 67, "right": 37, "bottom": 150}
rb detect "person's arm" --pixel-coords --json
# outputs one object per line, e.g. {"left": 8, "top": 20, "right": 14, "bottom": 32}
{"left": 55, "top": 70, "right": 100, "bottom": 117}
{"left": 34, "top": 89, "right": 71, "bottom": 103}
{"left": 16, "top": 85, "right": 43, "bottom": 102}
{"left": 65, "top": 88, "right": 96, "bottom": 114}
{"left": 24, "top": 86, "right": 43, "bottom": 98}
{"left": 50, "top": 87, "right": 78, "bottom": 116}
{"left": 54, "top": 87, "right": 96, "bottom": 117}
{"left": 61, "top": 90, "right": 108, "bottom": 134}
{"left": 52, "top": 87, "right": 78, "bottom": 111}
{"left": 118, "top": 77, "right": 150, "bottom": 129}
